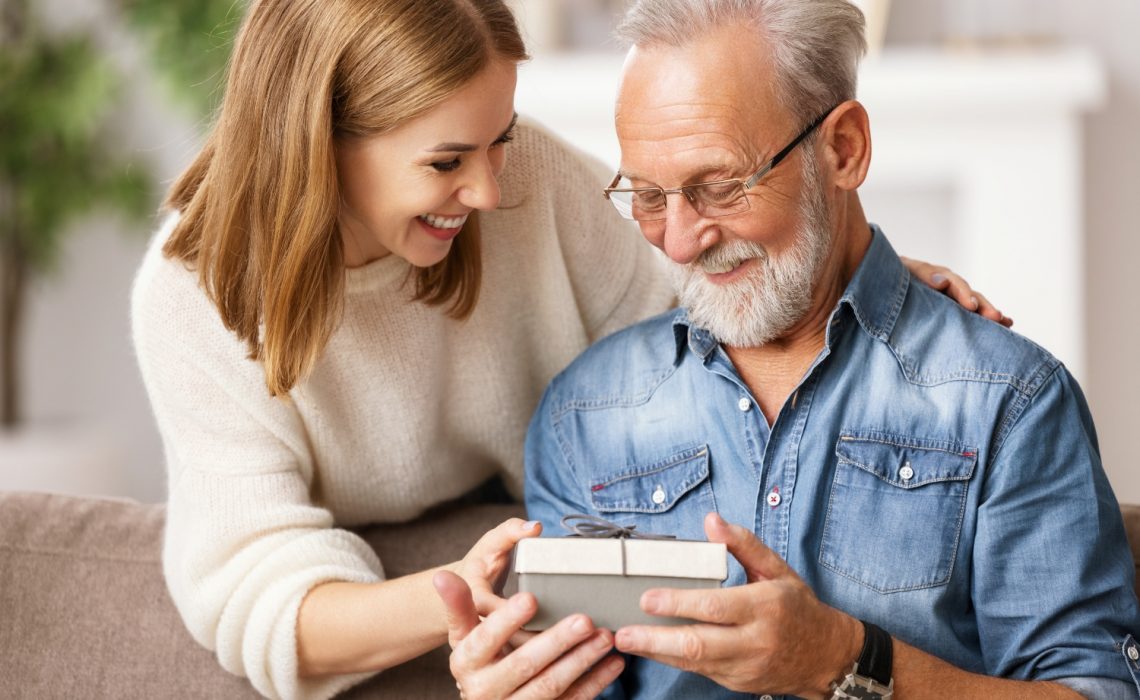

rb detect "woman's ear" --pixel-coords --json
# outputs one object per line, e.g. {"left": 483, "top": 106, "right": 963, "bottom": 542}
{"left": 820, "top": 100, "right": 872, "bottom": 191}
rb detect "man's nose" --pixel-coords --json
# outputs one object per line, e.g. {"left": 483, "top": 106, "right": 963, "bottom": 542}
{"left": 660, "top": 194, "right": 717, "bottom": 265}
{"left": 457, "top": 157, "right": 502, "bottom": 211}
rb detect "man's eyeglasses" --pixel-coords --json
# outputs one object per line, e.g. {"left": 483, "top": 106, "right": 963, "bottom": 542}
{"left": 603, "top": 106, "right": 836, "bottom": 222}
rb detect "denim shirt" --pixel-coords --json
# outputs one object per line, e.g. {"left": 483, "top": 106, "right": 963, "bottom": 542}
{"left": 524, "top": 227, "right": 1140, "bottom": 699}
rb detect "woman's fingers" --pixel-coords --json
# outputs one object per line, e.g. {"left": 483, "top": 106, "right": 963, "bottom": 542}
{"left": 907, "top": 258, "right": 1012, "bottom": 326}
{"left": 464, "top": 519, "right": 542, "bottom": 595}
{"left": 434, "top": 570, "right": 481, "bottom": 648}
{"left": 454, "top": 592, "right": 542, "bottom": 671}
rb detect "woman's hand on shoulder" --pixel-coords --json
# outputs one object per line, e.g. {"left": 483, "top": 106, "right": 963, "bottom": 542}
{"left": 434, "top": 570, "right": 623, "bottom": 700}
{"left": 900, "top": 256, "right": 1013, "bottom": 328}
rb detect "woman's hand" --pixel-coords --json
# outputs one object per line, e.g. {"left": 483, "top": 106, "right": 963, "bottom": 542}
{"left": 900, "top": 256, "right": 1013, "bottom": 328}
{"left": 434, "top": 571, "right": 624, "bottom": 700}
{"left": 454, "top": 518, "right": 543, "bottom": 616}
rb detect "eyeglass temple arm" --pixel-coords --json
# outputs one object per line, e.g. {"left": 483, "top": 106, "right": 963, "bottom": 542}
{"left": 744, "top": 106, "right": 835, "bottom": 189}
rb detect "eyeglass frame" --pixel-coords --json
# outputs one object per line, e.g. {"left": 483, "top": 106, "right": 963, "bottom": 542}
{"left": 602, "top": 104, "right": 838, "bottom": 221}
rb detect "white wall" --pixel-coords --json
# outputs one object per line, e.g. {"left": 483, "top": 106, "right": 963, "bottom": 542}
{"left": 884, "top": 0, "right": 1140, "bottom": 506}
{"left": 4, "top": 0, "right": 1136, "bottom": 504}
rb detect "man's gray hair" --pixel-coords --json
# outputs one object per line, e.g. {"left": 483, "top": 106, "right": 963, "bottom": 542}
{"left": 616, "top": 0, "right": 867, "bottom": 127}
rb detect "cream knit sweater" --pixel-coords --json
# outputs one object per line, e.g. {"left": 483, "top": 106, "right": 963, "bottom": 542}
{"left": 130, "top": 121, "right": 675, "bottom": 700}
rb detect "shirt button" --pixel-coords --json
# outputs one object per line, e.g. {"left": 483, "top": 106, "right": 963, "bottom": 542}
{"left": 899, "top": 462, "right": 914, "bottom": 481}
{"left": 766, "top": 489, "right": 781, "bottom": 507}
{"left": 1128, "top": 645, "right": 1139, "bottom": 661}
{"left": 761, "top": 696, "right": 774, "bottom": 700}
{"left": 652, "top": 486, "right": 666, "bottom": 504}
{"left": 737, "top": 397, "right": 752, "bottom": 412}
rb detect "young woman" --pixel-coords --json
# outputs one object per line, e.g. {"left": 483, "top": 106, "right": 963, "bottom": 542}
{"left": 131, "top": 1, "right": 1006, "bottom": 698}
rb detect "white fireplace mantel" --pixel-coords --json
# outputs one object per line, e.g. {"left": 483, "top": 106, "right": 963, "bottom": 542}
{"left": 515, "top": 47, "right": 1106, "bottom": 380}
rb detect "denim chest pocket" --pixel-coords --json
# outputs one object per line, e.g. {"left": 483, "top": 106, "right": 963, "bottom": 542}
{"left": 588, "top": 444, "right": 715, "bottom": 540}
{"left": 820, "top": 432, "right": 977, "bottom": 594}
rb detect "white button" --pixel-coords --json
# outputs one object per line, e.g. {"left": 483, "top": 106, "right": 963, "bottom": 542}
{"left": 1129, "top": 645, "right": 1139, "bottom": 661}
{"left": 766, "top": 490, "right": 781, "bottom": 507}
{"left": 652, "top": 486, "right": 666, "bottom": 504}
{"left": 761, "top": 696, "right": 774, "bottom": 700}
{"left": 899, "top": 462, "right": 914, "bottom": 481}
{"left": 738, "top": 397, "right": 752, "bottom": 412}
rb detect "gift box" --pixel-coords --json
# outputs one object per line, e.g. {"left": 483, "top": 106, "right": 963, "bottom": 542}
{"left": 514, "top": 521, "right": 727, "bottom": 631}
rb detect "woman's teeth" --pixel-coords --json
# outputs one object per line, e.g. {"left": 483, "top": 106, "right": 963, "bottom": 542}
{"left": 419, "top": 213, "right": 468, "bottom": 230}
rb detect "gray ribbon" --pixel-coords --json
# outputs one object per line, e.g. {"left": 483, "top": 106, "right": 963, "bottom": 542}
{"left": 559, "top": 514, "right": 676, "bottom": 576}
{"left": 560, "top": 513, "right": 676, "bottom": 540}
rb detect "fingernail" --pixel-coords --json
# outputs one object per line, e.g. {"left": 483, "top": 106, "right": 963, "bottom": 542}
{"left": 593, "top": 631, "right": 612, "bottom": 649}
{"left": 970, "top": 296, "right": 979, "bottom": 309}
{"left": 614, "top": 629, "right": 635, "bottom": 649}
{"left": 932, "top": 273, "right": 947, "bottom": 284}
{"left": 641, "top": 590, "right": 660, "bottom": 613}
{"left": 524, "top": 520, "right": 540, "bottom": 530}
{"left": 571, "top": 616, "right": 590, "bottom": 634}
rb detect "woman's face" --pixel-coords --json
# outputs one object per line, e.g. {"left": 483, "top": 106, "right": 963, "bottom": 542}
{"left": 335, "top": 58, "right": 519, "bottom": 268}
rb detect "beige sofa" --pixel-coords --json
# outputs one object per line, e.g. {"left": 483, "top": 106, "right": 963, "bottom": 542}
{"left": 2, "top": 491, "right": 1139, "bottom": 699}
{"left": 0, "top": 491, "right": 524, "bottom": 699}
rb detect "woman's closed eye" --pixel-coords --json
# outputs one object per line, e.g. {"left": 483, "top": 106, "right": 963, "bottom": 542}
{"left": 429, "top": 129, "right": 515, "bottom": 174}
{"left": 431, "top": 158, "right": 462, "bottom": 173}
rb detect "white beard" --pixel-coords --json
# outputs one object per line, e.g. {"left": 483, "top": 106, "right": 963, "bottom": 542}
{"left": 670, "top": 151, "right": 832, "bottom": 348}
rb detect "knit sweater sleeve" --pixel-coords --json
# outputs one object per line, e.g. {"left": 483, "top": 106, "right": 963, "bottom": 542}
{"left": 130, "top": 219, "right": 383, "bottom": 700}
{"left": 517, "top": 121, "right": 677, "bottom": 342}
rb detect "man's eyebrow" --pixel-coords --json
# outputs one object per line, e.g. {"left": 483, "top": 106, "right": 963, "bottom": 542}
{"left": 424, "top": 113, "right": 519, "bottom": 154}
{"left": 618, "top": 164, "right": 739, "bottom": 186}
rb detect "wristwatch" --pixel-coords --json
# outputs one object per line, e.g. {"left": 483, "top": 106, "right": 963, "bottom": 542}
{"left": 830, "top": 620, "right": 894, "bottom": 699}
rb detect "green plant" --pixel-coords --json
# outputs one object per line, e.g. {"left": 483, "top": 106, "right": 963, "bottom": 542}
{"left": 0, "top": 0, "right": 152, "bottom": 427}
{"left": 118, "top": 0, "right": 243, "bottom": 115}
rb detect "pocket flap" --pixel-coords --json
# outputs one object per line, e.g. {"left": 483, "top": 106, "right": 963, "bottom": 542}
{"left": 835, "top": 432, "right": 976, "bottom": 489}
{"left": 589, "top": 444, "right": 710, "bottom": 514}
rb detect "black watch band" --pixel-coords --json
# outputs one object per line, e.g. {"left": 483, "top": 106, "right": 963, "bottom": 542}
{"left": 855, "top": 620, "right": 893, "bottom": 687}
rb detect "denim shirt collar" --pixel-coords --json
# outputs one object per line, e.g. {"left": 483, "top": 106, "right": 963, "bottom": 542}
{"left": 670, "top": 225, "right": 909, "bottom": 363}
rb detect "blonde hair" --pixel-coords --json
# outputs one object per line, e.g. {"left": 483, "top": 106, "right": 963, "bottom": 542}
{"left": 163, "top": 0, "right": 528, "bottom": 397}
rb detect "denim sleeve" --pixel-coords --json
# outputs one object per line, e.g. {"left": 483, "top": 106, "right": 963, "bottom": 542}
{"left": 1056, "top": 676, "right": 1139, "bottom": 699}
{"left": 974, "top": 365, "right": 1140, "bottom": 692}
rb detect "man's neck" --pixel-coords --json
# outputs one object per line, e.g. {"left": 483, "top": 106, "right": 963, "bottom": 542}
{"left": 726, "top": 194, "right": 872, "bottom": 426}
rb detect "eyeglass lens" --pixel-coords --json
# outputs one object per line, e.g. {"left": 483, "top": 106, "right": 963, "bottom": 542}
{"left": 609, "top": 180, "right": 750, "bottom": 222}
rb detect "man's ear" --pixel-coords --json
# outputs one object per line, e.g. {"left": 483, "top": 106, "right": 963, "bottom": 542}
{"left": 820, "top": 100, "right": 872, "bottom": 192}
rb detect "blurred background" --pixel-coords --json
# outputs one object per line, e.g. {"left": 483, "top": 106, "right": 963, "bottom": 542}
{"left": 0, "top": 0, "right": 1136, "bottom": 504}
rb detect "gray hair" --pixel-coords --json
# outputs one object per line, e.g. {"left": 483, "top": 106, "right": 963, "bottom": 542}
{"left": 616, "top": 0, "right": 867, "bottom": 127}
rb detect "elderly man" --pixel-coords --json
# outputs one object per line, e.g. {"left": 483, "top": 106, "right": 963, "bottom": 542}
{"left": 436, "top": 1, "right": 1140, "bottom": 698}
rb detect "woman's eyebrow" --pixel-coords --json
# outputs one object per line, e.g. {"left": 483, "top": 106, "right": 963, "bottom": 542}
{"left": 424, "top": 113, "right": 518, "bottom": 154}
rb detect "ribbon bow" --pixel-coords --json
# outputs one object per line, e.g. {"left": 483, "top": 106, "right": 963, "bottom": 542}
{"left": 560, "top": 514, "right": 676, "bottom": 540}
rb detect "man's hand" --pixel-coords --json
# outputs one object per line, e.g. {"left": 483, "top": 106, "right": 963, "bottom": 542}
{"left": 613, "top": 513, "right": 862, "bottom": 700}
{"left": 434, "top": 571, "right": 625, "bottom": 700}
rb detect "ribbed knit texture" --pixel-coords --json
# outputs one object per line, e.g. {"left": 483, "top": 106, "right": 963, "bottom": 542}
{"left": 130, "top": 121, "right": 675, "bottom": 700}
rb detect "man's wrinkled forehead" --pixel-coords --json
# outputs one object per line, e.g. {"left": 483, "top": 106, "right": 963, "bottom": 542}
{"left": 614, "top": 26, "right": 789, "bottom": 178}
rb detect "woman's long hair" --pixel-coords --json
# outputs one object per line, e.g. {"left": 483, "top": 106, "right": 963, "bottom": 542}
{"left": 163, "top": 0, "right": 528, "bottom": 396}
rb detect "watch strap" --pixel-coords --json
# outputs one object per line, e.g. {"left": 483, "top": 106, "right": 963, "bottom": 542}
{"left": 855, "top": 620, "right": 893, "bottom": 687}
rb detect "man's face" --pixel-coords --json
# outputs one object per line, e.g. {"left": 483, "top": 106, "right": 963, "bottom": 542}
{"left": 615, "top": 25, "right": 834, "bottom": 347}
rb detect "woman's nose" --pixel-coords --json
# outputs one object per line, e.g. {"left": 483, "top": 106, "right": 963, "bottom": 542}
{"left": 457, "top": 157, "right": 502, "bottom": 211}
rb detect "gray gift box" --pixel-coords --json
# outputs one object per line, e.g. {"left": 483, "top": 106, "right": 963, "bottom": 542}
{"left": 514, "top": 536, "right": 728, "bottom": 631}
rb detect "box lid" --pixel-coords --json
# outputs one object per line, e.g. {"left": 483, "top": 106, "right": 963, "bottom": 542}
{"left": 514, "top": 537, "right": 727, "bottom": 580}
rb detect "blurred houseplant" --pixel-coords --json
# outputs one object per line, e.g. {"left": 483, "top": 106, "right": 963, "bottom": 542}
{"left": 0, "top": 0, "right": 241, "bottom": 430}
{"left": 0, "top": 0, "right": 151, "bottom": 427}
